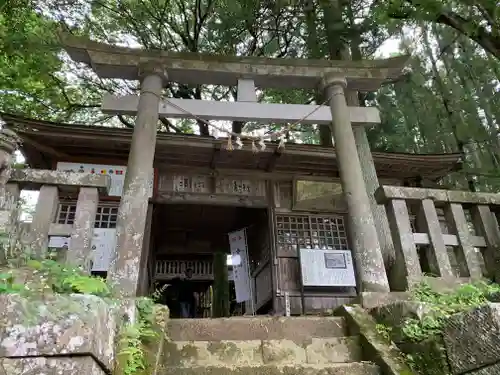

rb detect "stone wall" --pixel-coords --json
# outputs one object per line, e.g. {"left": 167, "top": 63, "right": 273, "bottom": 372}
{"left": 371, "top": 299, "right": 500, "bottom": 375}
{"left": 0, "top": 293, "right": 116, "bottom": 375}
{"left": 443, "top": 303, "right": 500, "bottom": 375}
{"left": 0, "top": 291, "right": 169, "bottom": 375}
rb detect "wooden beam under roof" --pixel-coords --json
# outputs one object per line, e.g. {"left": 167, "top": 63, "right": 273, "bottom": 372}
{"left": 22, "top": 134, "right": 72, "bottom": 159}
{"left": 210, "top": 144, "right": 221, "bottom": 169}
{"left": 266, "top": 148, "right": 283, "bottom": 172}
{"left": 0, "top": 113, "right": 463, "bottom": 180}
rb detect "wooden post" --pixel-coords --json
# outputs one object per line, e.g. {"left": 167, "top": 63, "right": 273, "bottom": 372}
{"left": 212, "top": 250, "right": 230, "bottom": 318}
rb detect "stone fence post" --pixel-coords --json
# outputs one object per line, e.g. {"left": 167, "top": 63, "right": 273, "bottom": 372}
{"left": 6, "top": 169, "right": 110, "bottom": 266}
{"left": 0, "top": 129, "right": 20, "bottom": 264}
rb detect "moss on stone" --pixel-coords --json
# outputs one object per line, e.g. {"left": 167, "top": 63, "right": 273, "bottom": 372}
{"left": 368, "top": 281, "right": 500, "bottom": 375}
{"left": 336, "top": 305, "right": 417, "bottom": 375}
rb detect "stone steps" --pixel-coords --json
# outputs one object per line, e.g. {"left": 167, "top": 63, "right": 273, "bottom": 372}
{"left": 167, "top": 316, "right": 347, "bottom": 341}
{"left": 162, "top": 316, "right": 380, "bottom": 375}
{"left": 163, "top": 337, "right": 362, "bottom": 367}
{"left": 159, "top": 363, "right": 381, "bottom": 375}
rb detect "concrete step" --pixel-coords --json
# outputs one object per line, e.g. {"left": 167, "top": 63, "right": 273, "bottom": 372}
{"left": 159, "top": 363, "right": 380, "bottom": 375}
{"left": 167, "top": 317, "right": 347, "bottom": 341}
{"left": 163, "top": 337, "right": 362, "bottom": 367}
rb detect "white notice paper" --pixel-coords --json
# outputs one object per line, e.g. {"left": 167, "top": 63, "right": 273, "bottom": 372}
{"left": 228, "top": 229, "right": 252, "bottom": 303}
{"left": 48, "top": 232, "right": 117, "bottom": 272}
{"left": 48, "top": 236, "right": 70, "bottom": 248}
{"left": 91, "top": 228, "right": 117, "bottom": 272}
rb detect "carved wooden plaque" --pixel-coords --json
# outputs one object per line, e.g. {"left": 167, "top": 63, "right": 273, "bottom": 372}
{"left": 293, "top": 179, "right": 346, "bottom": 212}
{"left": 164, "top": 174, "right": 211, "bottom": 193}
{"left": 215, "top": 177, "right": 265, "bottom": 197}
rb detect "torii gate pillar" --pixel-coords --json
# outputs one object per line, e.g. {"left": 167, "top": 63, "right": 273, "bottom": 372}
{"left": 321, "top": 74, "right": 390, "bottom": 292}
{"left": 108, "top": 64, "right": 167, "bottom": 297}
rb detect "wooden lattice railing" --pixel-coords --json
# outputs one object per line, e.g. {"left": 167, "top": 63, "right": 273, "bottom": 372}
{"left": 155, "top": 259, "right": 214, "bottom": 280}
{"left": 375, "top": 186, "right": 500, "bottom": 290}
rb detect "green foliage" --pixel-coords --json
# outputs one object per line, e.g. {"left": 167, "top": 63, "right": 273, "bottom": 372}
{"left": 377, "top": 281, "right": 500, "bottom": 374}
{"left": 0, "top": 258, "right": 111, "bottom": 297}
{"left": 375, "top": 323, "right": 393, "bottom": 342}
{"left": 0, "top": 272, "right": 25, "bottom": 294}
{"left": 369, "top": 24, "right": 500, "bottom": 192}
{"left": 0, "top": 255, "right": 162, "bottom": 375}
{"left": 401, "top": 280, "right": 500, "bottom": 343}
{"left": 403, "top": 340, "right": 449, "bottom": 375}
{"left": 0, "top": 2, "right": 65, "bottom": 118}
{"left": 1, "top": 0, "right": 499, "bottom": 191}
{"left": 374, "top": 0, "right": 499, "bottom": 59}
{"left": 117, "top": 297, "right": 159, "bottom": 375}
{"left": 0, "top": 194, "right": 162, "bottom": 375}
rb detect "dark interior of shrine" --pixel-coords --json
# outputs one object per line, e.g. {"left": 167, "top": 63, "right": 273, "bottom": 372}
{"left": 151, "top": 203, "right": 270, "bottom": 318}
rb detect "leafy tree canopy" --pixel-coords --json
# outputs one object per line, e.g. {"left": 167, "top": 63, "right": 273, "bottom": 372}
{"left": 379, "top": 0, "right": 499, "bottom": 59}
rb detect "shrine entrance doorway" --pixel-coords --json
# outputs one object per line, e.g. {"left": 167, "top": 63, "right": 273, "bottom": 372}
{"left": 151, "top": 203, "right": 273, "bottom": 318}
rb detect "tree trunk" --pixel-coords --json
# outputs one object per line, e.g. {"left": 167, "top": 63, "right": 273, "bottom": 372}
{"left": 194, "top": 86, "right": 210, "bottom": 136}
{"left": 317, "top": 0, "right": 345, "bottom": 147}
{"left": 428, "top": 25, "right": 475, "bottom": 190}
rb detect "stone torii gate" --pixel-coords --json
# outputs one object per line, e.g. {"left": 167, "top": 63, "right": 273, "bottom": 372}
{"left": 60, "top": 33, "right": 409, "bottom": 297}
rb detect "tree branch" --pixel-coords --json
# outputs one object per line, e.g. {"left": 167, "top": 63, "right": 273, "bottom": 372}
{"left": 160, "top": 117, "right": 182, "bottom": 132}
{"left": 387, "top": 1, "right": 500, "bottom": 59}
{"left": 117, "top": 115, "right": 134, "bottom": 128}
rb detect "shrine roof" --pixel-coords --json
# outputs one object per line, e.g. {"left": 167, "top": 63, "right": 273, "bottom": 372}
{"left": 1, "top": 113, "right": 462, "bottom": 180}
{"left": 59, "top": 33, "right": 409, "bottom": 91}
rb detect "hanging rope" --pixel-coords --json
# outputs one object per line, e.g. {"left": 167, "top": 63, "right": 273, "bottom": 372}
{"left": 142, "top": 90, "right": 335, "bottom": 152}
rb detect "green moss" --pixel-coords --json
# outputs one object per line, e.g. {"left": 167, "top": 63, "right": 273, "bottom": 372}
{"left": 207, "top": 341, "right": 240, "bottom": 360}
{"left": 375, "top": 323, "right": 392, "bottom": 343}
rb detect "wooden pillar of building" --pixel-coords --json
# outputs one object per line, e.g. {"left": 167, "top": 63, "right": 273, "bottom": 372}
{"left": 321, "top": 74, "right": 390, "bottom": 292}
{"left": 108, "top": 65, "right": 167, "bottom": 297}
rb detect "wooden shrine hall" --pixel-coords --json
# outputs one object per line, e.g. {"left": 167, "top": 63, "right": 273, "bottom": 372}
{"left": 1, "top": 113, "right": 468, "bottom": 315}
